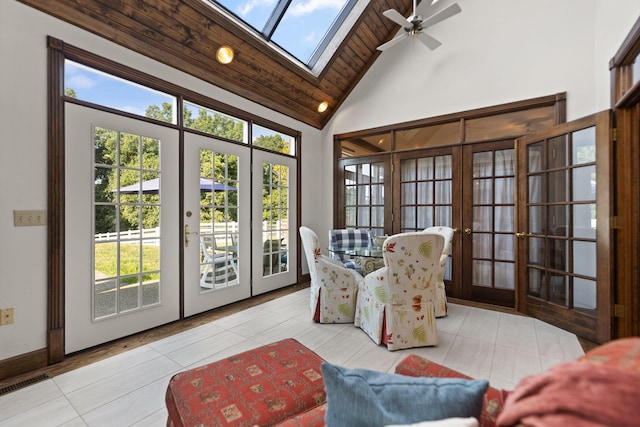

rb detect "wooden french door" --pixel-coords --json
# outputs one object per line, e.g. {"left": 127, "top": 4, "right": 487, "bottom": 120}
{"left": 461, "top": 140, "right": 517, "bottom": 306}
{"left": 394, "top": 147, "right": 460, "bottom": 297}
{"left": 335, "top": 154, "right": 391, "bottom": 237}
{"left": 516, "top": 111, "right": 612, "bottom": 343}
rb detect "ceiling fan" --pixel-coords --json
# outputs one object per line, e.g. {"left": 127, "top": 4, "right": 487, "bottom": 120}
{"left": 377, "top": 0, "right": 462, "bottom": 51}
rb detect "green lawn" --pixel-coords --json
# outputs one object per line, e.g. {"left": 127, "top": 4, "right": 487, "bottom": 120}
{"left": 95, "top": 242, "right": 160, "bottom": 282}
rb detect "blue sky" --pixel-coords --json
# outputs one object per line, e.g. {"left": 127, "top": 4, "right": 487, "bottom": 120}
{"left": 214, "top": 0, "right": 349, "bottom": 63}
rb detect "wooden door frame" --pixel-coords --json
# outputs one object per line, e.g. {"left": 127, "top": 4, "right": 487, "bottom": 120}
{"left": 610, "top": 16, "right": 640, "bottom": 338}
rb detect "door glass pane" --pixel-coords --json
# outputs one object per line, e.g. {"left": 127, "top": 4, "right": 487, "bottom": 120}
{"left": 495, "top": 234, "right": 514, "bottom": 260}
{"left": 528, "top": 206, "right": 545, "bottom": 234}
{"left": 548, "top": 170, "right": 568, "bottom": 202}
{"left": 473, "top": 207, "right": 492, "bottom": 231}
{"left": 549, "top": 274, "right": 567, "bottom": 306}
{"left": 573, "top": 241, "right": 596, "bottom": 277}
{"left": 572, "top": 166, "right": 595, "bottom": 201}
{"left": 528, "top": 268, "right": 544, "bottom": 298}
{"left": 474, "top": 179, "right": 492, "bottom": 204}
{"left": 200, "top": 150, "right": 240, "bottom": 289}
{"left": 494, "top": 206, "right": 513, "bottom": 232}
{"left": 572, "top": 127, "right": 596, "bottom": 164}
{"left": 528, "top": 143, "right": 543, "bottom": 172}
{"left": 574, "top": 278, "right": 596, "bottom": 310}
{"left": 547, "top": 135, "right": 568, "bottom": 169}
{"left": 573, "top": 204, "right": 596, "bottom": 239}
{"left": 94, "top": 128, "right": 161, "bottom": 321}
{"left": 402, "top": 183, "right": 416, "bottom": 203}
{"left": 528, "top": 237, "right": 545, "bottom": 266}
{"left": 528, "top": 174, "right": 545, "bottom": 203}
{"left": 473, "top": 260, "right": 492, "bottom": 287}
{"left": 473, "top": 152, "right": 493, "bottom": 177}
{"left": 417, "top": 157, "right": 433, "bottom": 179}
{"left": 401, "top": 159, "right": 416, "bottom": 180}
{"left": 473, "top": 233, "right": 492, "bottom": 257}
{"left": 495, "top": 177, "right": 514, "bottom": 204}
{"left": 495, "top": 149, "right": 515, "bottom": 176}
{"left": 262, "top": 161, "right": 289, "bottom": 277}
{"left": 494, "top": 262, "right": 514, "bottom": 289}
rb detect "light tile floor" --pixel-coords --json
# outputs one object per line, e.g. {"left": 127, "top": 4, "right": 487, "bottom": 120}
{"left": 0, "top": 288, "right": 585, "bottom": 426}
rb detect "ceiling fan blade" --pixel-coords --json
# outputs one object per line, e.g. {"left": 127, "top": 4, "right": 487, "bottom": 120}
{"left": 377, "top": 33, "right": 409, "bottom": 51}
{"left": 420, "top": 3, "right": 461, "bottom": 28}
{"left": 417, "top": 32, "right": 442, "bottom": 50}
{"left": 382, "top": 9, "right": 412, "bottom": 29}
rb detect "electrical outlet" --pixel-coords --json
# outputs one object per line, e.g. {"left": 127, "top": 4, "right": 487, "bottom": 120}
{"left": 0, "top": 308, "right": 14, "bottom": 325}
{"left": 13, "top": 210, "right": 46, "bottom": 226}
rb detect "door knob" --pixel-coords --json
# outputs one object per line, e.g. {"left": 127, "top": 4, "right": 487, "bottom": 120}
{"left": 515, "top": 232, "right": 526, "bottom": 238}
{"left": 464, "top": 228, "right": 472, "bottom": 235}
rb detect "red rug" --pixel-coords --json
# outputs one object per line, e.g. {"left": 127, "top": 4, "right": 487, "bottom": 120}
{"left": 166, "top": 338, "right": 327, "bottom": 426}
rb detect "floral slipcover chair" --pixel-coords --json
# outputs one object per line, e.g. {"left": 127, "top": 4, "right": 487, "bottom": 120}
{"left": 354, "top": 232, "right": 444, "bottom": 350}
{"left": 423, "top": 226, "right": 455, "bottom": 317}
{"left": 300, "top": 226, "right": 363, "bottom": 323}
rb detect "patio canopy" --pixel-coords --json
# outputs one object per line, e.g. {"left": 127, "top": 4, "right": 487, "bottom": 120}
{"left": 116, "top": 178, "right": 236, "bottom": 194}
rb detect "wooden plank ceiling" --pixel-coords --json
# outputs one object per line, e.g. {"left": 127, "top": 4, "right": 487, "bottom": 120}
{"left": 18, "top": 0, "right": 413, "bottom": 129}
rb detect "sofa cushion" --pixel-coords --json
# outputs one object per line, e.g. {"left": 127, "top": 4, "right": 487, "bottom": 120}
{"left": 165, "top": 339, "right": 326, "bottom": 427}
{"left": 395, "top": 354, "right": 505, "bottom": 427}
{"left": 321, "top": 362, "right": 488, "bottom": 427}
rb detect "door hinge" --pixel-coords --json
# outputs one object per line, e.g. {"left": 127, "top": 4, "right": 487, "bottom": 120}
{"left": 611, "top": 216, "right": 623, "bottom": 229}
{"left": 611, "top": 127, "right": 617, "bottom": 142}
{"left": 613, "top": 304, "right": 625, "bottom": 318}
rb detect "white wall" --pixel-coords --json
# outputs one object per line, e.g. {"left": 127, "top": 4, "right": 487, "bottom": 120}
{"left": 320, "top": 0, "right": 640, "bottom": 236}
{"left": 1, "top": 0, "right": 638, "bottom": 363}
{"left": 0, "top": 1, "right": 324, "bottom": 361}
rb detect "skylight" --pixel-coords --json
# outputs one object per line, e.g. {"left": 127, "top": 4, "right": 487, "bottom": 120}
{"left": 207, "top": 0, "right": 359, "bottom": 71}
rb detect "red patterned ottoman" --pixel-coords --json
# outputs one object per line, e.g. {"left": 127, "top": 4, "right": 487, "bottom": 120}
{"left": 165, "top": 338, "right": 327, "bottom": 426}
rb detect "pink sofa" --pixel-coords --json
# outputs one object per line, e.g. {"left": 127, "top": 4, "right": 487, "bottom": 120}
{"left": 166, "top": 337, "right": 640, "bottom": 427}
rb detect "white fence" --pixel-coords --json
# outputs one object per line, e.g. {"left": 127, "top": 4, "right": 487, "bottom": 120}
{"left": 94, "top": 220, "right": 289, "bottom": 244}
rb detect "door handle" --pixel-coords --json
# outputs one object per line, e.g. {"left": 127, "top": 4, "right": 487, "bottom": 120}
{"left": 515, "top": 232, "right": 526, "bottom": 238}
{"left": 464, "top": 228, "right": 472, "bottom": 235}
{"left": 185, "top": 224, "right": 199, "bottom": 247}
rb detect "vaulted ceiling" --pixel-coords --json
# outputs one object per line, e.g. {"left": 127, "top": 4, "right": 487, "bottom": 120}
{"left": 18, "top": 0, "right": 415, "bottom": 129}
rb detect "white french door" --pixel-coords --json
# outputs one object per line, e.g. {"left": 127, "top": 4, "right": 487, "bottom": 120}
{"left": 183, "top": 133, "right": 251, "bottom": 317}
{"left": 252, "top": 149, "right": 297, "bottom": 295}
{"left": 65, "top": 104, "right": 179, "bottom": 353}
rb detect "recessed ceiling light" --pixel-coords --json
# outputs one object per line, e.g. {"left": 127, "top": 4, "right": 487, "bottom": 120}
{"left": 317, "top": 101, "right": 329, "bottom": 113}
{"left": 216, "top": 46, "right": 234, "bottom": 64}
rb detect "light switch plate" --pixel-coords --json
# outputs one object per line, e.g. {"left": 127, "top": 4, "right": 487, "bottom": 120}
{"left": 13, "top": 210, "right": 46, "bottom": 226}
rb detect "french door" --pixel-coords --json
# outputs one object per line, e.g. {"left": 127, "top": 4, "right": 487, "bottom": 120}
{"left": 461, "top": 140, "right": 517, "bottom": 306}
{"left": 65, "top": 104, "right": 180, "bottom": 353}
{"left": 183, "top": 133, "right": 251, "bottom": 317}
{"left": 516, "top": 111, "right": 612, "bottom": 343}
{"left": 394, "top": 147, "right": 459, "bottom": 296}
{"left": 252, "top": 149, "right": 297, "bottom": 295}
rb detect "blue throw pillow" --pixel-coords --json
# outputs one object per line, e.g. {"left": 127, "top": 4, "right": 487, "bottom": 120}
{"left": 321, "top": 362, "right": 488, "bottom": 427}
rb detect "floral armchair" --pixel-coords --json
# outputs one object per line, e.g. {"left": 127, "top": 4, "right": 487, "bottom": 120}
{"left": 300, "top": 226, "right": 363, "bottom": 323}
{"left": 354, "top": 232, "right": 445, "bottom": 350}
{"left": 423, "top": 226, "right": 455, "bottom": 317}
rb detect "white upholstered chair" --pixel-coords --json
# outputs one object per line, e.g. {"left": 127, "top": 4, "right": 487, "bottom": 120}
{"left": 354, "top": 231, "right": 444, "bottom": 350}
{"left": 300, "top": 226, "right": 363, "bottom": 323}
{"left": 424, "top": 226, "right": 455, "bottom": 317}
